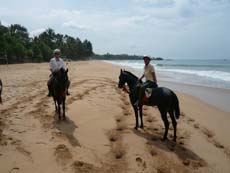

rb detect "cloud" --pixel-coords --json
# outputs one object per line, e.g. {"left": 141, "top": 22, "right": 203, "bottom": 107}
{"left": 0, "top": 0, "right": 229, "bottom": 57}
{"left": 45, "top": 9, "right": 81, "bottom": 20}
{"left": 132, "top": 0, "right": 175, "bottom": 8}
{"left": 29, "top": 28, "right": 46, "bottom": 37}
{"left": 62, "top": 21, "right": 88, "bottom": 31}
{"left": 0, "top": 20, "right": 10, "bottom": 26}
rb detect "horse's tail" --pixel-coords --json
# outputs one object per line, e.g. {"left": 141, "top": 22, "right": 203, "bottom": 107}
{"left": 172, "top": 91, "right": 180, "bottom": 119}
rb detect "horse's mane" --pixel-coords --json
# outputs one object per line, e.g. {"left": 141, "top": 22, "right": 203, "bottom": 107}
{"left": 124, "top": 70, "right": 138, "bottom": 80}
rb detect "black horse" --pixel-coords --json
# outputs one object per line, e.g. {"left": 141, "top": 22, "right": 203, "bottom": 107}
{"left": 118, "top": 70, "right": 180, "bottom": 141}
{"left": 0, "top": 79, "right": 2, "bottom": 104}
{"left": 51, "top": 68, "right": 69, "bottom": 120}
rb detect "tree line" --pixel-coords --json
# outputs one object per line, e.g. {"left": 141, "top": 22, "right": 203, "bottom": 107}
{"left": 0, "top": 22, "right": 93, "bottom": 64}
{"left": 92, "top": 53, "right": 164, "bottom": 60}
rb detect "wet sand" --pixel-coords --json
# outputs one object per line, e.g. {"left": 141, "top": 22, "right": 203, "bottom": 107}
{"left": 159, "top": 80, "right": 230, "bottom": 113}
{"left": 0, "top": 60, "right": 230, "bottom": 173}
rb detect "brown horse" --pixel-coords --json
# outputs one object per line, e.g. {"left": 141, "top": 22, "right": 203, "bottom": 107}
{"left": 51, "top": 68, "right": 69, "bottom": 120}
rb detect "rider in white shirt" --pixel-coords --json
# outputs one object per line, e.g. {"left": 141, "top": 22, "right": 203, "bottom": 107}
{"left": 49, "top": 56, "right": 66, "bottom": 73}
{"left": 135, "top": 55, "right": 158, "bottom": 106}
{"left": 47, "top": 49, "right": 70, "bottom": 96}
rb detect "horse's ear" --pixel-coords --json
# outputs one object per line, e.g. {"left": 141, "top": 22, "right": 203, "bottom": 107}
{"left": 120, "top": 69, "right": 123, "bottom": 73}
{"left": 66, "top": 68, "right": 68, "bottom": 73}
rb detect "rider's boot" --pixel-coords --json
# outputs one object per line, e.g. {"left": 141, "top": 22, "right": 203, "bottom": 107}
{"left": 134, "top": 100, "right": 139, "bottom": 106}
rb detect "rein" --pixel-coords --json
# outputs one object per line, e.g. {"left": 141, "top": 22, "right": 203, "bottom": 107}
{"left": 122, "top": 85, "right": 130, "bottom": 94}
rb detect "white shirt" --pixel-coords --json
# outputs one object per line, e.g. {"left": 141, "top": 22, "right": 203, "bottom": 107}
{"left": 144, "top": 63, "right": 155, "bottom": 81}
{"left": 49, "top": 57, "right": 66, "bottom": 73}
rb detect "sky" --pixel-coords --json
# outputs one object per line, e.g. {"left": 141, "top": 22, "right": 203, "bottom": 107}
{"left": 0, "top": 0, "right": 229, "bottom": 59}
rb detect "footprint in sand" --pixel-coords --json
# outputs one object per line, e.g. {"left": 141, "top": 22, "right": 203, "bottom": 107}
{"left": 10, "top": 167, "right": 20, "bottom": 173}
{"left": 16, "top": 146, "right": 32, "bottom": 160}
{"left": 72, "top": 160, "right": 100, "bottom": 173}
{"left": 157, "top": 165, "right": 170, "bottom": 173}
{"left": 201, "top": 127, "right": 215, "bottom": 138}
{"left": 136, "top": 157, "right": 147, "bottom": 170}
{"left": 213, "top": 139, "right": 224, "bottom": 149}
{"left": 193, "top": 123, "right": 200, "bottom": 129}
{"left": 183, "top": 158, "right": 206, "bottom": 169}
{"left": 54, "top": 144, "right": 72, "bottom": 164}
{"left": 180, "top": 111, "right": 186, "bottom": 117}
{"left": 149, "top": 148, "right": 158, "bottom": 157}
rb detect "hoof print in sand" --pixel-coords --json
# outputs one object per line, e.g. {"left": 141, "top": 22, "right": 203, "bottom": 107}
{"left": 136, "top": 157, "right": 147, "bottom": 170}
{"left": 157, "top": 166, "right": 170, "bottom": 173}
{"left": 54, "top": 144, "right": 72, "bottom": 164}
{"left": 72, "top": 161, "right": 100, "bottom": 173}
{"left": 183, "top": 158, "right": 206, "bottom": 169}
{"left": 10, "top": 167, "right": 20, "bottom": 173}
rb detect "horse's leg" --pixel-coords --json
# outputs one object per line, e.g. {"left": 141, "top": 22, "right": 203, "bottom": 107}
{"left": 169, "top": 110, "right": 177, "bottom": 142}
{"left": 58, "top": 103, "right": 61, "bottom": 120}
{"left": 159, "top": 108, "right": 169, "bottom": 141}
{"left": 62, "top": 97, "right": 66, "bottom": 120}
{"left": 133, "top": 106, "right": 139, "bottom": 130}
{"left": 139, "top": 105, "right": 144, "bottom": 129}
{"left": 53, "top": 98, "right": 58, "bottom": 111}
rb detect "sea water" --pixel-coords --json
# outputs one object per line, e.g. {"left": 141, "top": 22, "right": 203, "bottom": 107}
{"left": 105, "top": 59, "right": 230, "bottom": 89}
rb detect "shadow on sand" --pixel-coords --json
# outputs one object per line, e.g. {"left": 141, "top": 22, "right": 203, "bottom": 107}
{"left": 53, "top": 114, "right": 80, "bottom": 147}
{"left": 133, "top": 128, "right": 207, "bottom": 167}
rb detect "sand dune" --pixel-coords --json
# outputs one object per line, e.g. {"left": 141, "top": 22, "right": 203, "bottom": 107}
{"left": 0, "top": 61, "right": 230, "bottom": 172}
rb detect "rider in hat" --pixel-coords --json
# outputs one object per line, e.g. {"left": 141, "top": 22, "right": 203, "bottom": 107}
{"left": 47, "top": 49, "right": 70, "bottom": 97}
{"left": 135, "top": 55, "right": 158, "bottom": 105}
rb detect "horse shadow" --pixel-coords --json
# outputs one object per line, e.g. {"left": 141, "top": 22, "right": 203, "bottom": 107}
{"left": 133, "top": 128, "right": 206, "bottom": 166}
{"left": 53, "top": 114, "right": 80, "bottom": 147}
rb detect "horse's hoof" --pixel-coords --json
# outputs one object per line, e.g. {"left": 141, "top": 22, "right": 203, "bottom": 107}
{"left": 140, "top": 125, "right": 144, "bottom": 129}
{"left": 173, "top": 138, "right": 177, "bottom": 142}
{"left": 134, "top": 126, "right": 138, "bottom": 130}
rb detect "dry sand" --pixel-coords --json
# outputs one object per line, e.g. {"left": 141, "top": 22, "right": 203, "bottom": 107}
{"left": 0, "top": 60, "right": 230, "bottom": 173}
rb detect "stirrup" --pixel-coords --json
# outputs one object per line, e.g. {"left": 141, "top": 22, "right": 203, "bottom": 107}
{"left": 134, "top": 100, "right": 139, "bottom": 106}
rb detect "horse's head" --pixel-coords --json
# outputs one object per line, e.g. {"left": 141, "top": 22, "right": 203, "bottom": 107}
{"left": 118, "top": 69, "right": 140, "bottom": 89}
{"left": 118, "top": 69, "right": 127, "bottom": 88}
{"left": 57, "top": 68, "right": 69, "bottom": 91}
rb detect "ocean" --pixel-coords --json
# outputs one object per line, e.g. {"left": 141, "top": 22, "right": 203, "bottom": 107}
{"left": 105, "top": 59, "right": 230, "bottom": 90}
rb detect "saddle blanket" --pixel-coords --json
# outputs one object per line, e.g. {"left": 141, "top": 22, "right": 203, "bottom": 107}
{"left": 145, "top": 88, "right": 152, "bottom": 98}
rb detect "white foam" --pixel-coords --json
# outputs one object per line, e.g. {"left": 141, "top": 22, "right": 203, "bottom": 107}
{"left": 159, "top": 69, "right": 230, "bottom": 82}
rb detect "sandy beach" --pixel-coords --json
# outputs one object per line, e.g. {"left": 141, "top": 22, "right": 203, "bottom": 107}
{"left": 0, "top": 60, "right": 230, "bottom": 173}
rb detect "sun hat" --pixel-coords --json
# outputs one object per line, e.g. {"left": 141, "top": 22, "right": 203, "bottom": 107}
{"left": 53, "top": 49, "right": 61, "bottom": 54}
{"left": 143, "top": 55, "right": 151, "bottom": 60}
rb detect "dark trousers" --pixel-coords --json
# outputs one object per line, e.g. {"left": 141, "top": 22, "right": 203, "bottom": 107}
{"left": 141, "top": 80, "right": 158, "bottom": 90}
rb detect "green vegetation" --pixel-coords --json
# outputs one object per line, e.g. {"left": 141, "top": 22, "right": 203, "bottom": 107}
{"left": 0, "top": 22, "right": 93, "bottom": 64}
{"left": 92, "top": 53, "right": 142, "bottom": 60}
{"left": 92, "top": 53, "right": 164, "bottom": 60}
